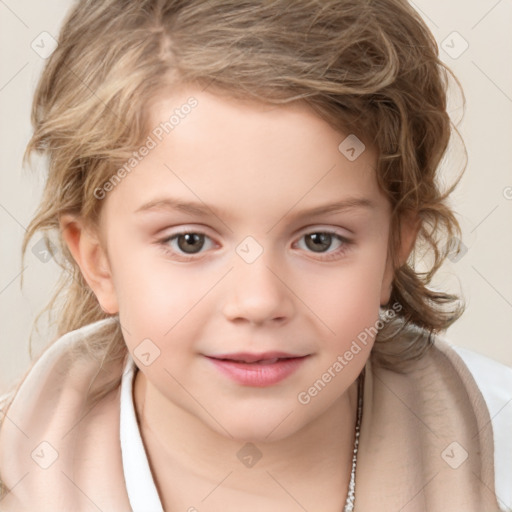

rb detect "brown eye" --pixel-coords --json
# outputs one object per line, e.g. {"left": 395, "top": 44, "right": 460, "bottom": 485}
{"left": 175, "top": 233, "right": 206, "bottom": 254}
{"left": 161, "top": 231, "right": 214, "bottom": 258}
{"left": 294, "top": 230, "right": 352, "bottom": 261}
{"left": 304, "top": 232, "right": 334, "bottom": 253}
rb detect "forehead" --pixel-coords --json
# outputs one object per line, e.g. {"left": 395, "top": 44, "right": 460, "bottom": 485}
{"left": 145, "top": 85, "right": 372, "bottom": 158}
{"left": 103, "top": 85, "right": 387, "bottom": 224}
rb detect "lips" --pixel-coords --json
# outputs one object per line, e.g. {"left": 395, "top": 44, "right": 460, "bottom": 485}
{"left": 210, "top": 351, "right": 303, "bottom": 364}
{"left": 205, "top": 352, "right": 309, "bottom": 387}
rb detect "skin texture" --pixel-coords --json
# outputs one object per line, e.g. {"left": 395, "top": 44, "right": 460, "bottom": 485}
{"left": 61, "top": 85, "right": 417, "bottom": 511}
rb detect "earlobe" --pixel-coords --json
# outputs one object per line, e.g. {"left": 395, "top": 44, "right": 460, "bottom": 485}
{"left": 59, "top": 214, "right": 118, "bottom": 314}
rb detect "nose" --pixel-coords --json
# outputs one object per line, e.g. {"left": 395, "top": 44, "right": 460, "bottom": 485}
{"left": 221, "top": 249, "right": 294, "bottom": 326}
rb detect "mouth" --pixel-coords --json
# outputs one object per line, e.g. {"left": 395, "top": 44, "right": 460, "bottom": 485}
{"left": 208, "top": 352, "right": 307, "bottom": 364}
{"left": 205, "top": 352, "right": 310, "bottom": 387}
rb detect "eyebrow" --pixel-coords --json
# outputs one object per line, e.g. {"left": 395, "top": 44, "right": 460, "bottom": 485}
{"left": 134, "top": 196, "right": 375, "bottom": 219}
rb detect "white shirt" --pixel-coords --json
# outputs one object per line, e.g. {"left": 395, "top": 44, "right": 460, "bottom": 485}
{"left": 119, "top": 346, "right": 512, "bottom": 512}
{"left": 120, "top": 356, "right": 164, "bottom": 512}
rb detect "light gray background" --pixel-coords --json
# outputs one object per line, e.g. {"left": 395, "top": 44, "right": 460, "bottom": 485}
{"left": 1, "top": 0, "right": 511, "bottom": 392}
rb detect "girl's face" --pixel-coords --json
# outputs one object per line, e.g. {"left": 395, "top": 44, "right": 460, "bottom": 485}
{"left": 96, "top": 85, "right": 396, "bottom": 441}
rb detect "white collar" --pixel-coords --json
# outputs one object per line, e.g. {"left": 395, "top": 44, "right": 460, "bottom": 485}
{"left": 120, "top": 354, "right": 164, "bottom": 512}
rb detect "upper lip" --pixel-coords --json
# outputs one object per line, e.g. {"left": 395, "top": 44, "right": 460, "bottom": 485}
{"left": 207, "top": 351, "right": 307, "bottom": 363}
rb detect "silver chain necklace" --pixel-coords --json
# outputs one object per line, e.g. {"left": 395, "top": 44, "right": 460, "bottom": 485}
{"left": 343, "top": 369, "right": 365, "bottom": 512}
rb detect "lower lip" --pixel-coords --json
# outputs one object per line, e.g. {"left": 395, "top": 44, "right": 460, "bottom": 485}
{"left": 206, "top": 356, "right": 308, "bottom": 387}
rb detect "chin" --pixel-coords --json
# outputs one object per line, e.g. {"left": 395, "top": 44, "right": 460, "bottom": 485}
{"left": 205, "top": 405, "right": 307, "bottom": 444}
{"left": 224, "top": 424, "right": 296, "bottom": 444}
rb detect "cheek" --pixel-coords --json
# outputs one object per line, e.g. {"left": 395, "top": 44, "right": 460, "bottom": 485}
{"left": 323, "top": 272, "right": 382, "bottom": 349}
{"left": 109, "top": 241, "right": 218, "bottom": 360}
{"left": 305, "top": 248, "right": 389, "bottom": 366}
{"left": 310, "top": 248, "right": 388, "bottom": 322}
{"left": 105, "top": 234, "right": 180, "bottom": 335}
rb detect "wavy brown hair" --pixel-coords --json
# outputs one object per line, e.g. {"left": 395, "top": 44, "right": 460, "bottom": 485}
{"left": 3, "top": 0, "right": 467, "bottom": 432}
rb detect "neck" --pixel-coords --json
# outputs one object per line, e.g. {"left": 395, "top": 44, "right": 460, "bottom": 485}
{"left": 133, "top": 368, "right": 359, "bottom": 508}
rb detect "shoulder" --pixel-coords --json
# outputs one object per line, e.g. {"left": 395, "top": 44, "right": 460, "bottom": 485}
{"left": 450, "top": 344, "right": 512, "bottom": 403}
{"left": 433, "top": 338, "right": 512, "bottom": 512}
{"left": 0, "top": 316, "right": 128, "bottom": 509}
{"left": 433, "top": 338, "right": 512, "bottom": 411}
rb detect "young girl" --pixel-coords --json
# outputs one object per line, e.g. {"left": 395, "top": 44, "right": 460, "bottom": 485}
{"left": 1, "top": 1, "right": 510, "bottom": 511}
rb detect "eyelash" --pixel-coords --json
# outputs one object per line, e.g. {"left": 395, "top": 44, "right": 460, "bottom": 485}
{"left": 157, "top": 229, "right": 353, "bottom": 262}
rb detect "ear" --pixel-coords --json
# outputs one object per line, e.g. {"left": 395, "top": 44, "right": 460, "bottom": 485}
{"left": 380, "top": 212, "right": 420, "bottom": 306}
{"left": 59, "top": 214, "right": 119, "bottom": 314}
